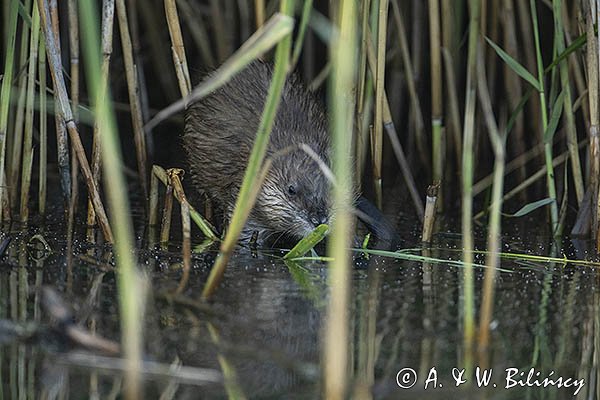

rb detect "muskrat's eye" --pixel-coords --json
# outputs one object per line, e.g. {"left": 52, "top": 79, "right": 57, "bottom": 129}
{"left": 288, "top": 185, "right": 297, "bottom": 196}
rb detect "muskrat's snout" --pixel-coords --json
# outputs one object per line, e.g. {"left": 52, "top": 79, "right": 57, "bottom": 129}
{"left": 309, "top": 209, "right": 329, "bottom": 227}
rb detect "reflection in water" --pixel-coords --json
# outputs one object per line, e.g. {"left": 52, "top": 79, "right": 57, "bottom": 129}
{"left": 0, "top": 223, "right": 597, "bottom": 399}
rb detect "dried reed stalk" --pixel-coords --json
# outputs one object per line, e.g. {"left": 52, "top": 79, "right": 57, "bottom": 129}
{"left": 37, "top": 0, "right": 114, "bottom": 242}
{"left": 116, "top": 0, "right": 149, "bottom": 203}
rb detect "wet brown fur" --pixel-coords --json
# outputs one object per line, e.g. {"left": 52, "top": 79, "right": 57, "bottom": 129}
{"left": 183, "top": 61, "right": 331, "bottom": 243}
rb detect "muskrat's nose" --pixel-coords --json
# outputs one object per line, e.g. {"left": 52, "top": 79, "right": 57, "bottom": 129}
{"left": 310, "top": 211, "right": 329, "bottom": 227}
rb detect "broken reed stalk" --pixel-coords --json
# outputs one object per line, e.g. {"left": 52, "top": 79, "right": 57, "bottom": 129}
{"left": 175, "top": 197, "right": 191, "bottom": 294}
{"left": 20, "top": 3, "right": 41, "bottom": 222}
{"left": 152, "top": 165, "right": 218, "bottom": 241}
{"left": 0, "top": 0, "right": 19, "bottom": 222}
{"left": 79, "top": 1, "right": 143, "bottom": 398}
{"left": 165, "top": 0, "right": 192, "bottom": 97}
{"left": 461, "top": 0, "right": 480, "bottom": 364}
{"left": 148, "top": 167, "right": 158, "bottom": 247}
{"left": 324, "top": 1, "right": 357, "bottom": 398}
{"left": 372, "top": 0, "right": 388, "bottom": 210}
{"left": 38, "top": 38, "right": 47, "bottom": 216}
{"left": 115, "top": 0, "right": 149, "bottom": 206}
{"left": 476, "top": 42, "right": 505, "bottom": 353}
{"left": 160, "top": 183, "right": 174, "bottom": 247}
{"left": 421, "top": 183, "right": 439, "bottom": 243}
{"left": 37, "top": 0, "right": 114, "bottom": 242}
{"left": 88, "top": 0, "right": 115, "bottom": 233}
{"left": 428, "top": 0, "right": 443, "bottom": 195}
{"left": 201, "top": 0, "right": 295, "bottom": 301}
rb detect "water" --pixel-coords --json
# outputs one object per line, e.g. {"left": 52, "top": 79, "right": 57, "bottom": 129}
{"left": 0, "top": 215, "right": 596, "bottom": 399}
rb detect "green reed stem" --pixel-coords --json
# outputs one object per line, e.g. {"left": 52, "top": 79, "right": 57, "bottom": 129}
{"left": 79, "top": 2, "right": 142, "bottom": 398}
{"left": 461, "top": 0, "right": 480, "bottom": 368}
{"left": 290, "top": 0, "right": 313, "bottom": 68}
{"left": 87, "top": 0, "right": 114, "bottom": 233}
{"left": 530, "top": 0, "right": 559, "bottom": 236}
{"left": 202, "top": 0, "right": 295, "bottom": 300}
{"left": 355, "top": 0, "right": 372, "bottom": 186}
{"left": 553, "top": 0, "right": 584, "bottom": 205}
{"left": 475, "top": 43, "right": 505, "bottom": 354}
{"left": 372, "top": 0, "right": 388, "bottom": 210}
{"left": 9, "top": 0, "right": 33, "bottom": 212}
{"left": 20, "top": 3, "right": 41, "bottom": 222}
{"left": 38, "top": 38, "right": 47, "bottom": 216}
{"left": 0, "top": 0, "right": 19, "bottom": 222}
{"left": 324, "top": 1, "right": 357, "bottom": 398}
{"left": 429, "top": 0, "right": 443, "bottom": 190}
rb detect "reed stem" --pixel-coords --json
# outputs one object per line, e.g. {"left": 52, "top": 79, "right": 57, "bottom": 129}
{"left": 428, "top": 0, "right": 443, "bottom": 192}
{"left": 37, "top": 0, "right": 114, "bottom": 241}
{"left": 530, "top": 0, "right": 559, "bottom": 235}
{"left": 79, "top": 2, "right": 143, "bottom": 397}
{"left": 372, "top": 0, "right": 388, "bottom": 210}
{"left": 38, "top": 38, "right": 47, "bottom": 216}
{"left": 202, "top": 0, "right": 295, "bottom": 300}
{"left": 115, "top": 0, "right": 149, "bottom": 204}
{"left": 165, "top": 0, "right": 192, "bottom": 97}
{"left": 461, "top": 0, "right": 480, "bottom": 365}
{"left": 324, "top": 1, "right": 357, "bottom": 398}
{"left": 0, "top": 0, "right": 19, "bottom": 222}
{"left": 20, "top": 3, "right": 41, "bottom": 222}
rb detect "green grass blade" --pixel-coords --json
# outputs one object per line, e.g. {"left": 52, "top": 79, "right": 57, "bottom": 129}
{"left": 543, "top": 89, "right": 565, "bottom": 143}
{"left": 503, "top": 198, "right": 556, "bottom": 217}
{"left": 544, "top": 32, "right": 586, "bottom": 72}
{"left": 485, "top": 36, "right": 540, "bottom": 91}
{"left": 283, "top": 224, "right": 329, "bottom": 259}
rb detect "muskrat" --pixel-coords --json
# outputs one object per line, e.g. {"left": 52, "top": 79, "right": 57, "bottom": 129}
{"left": 184, "top": 61, "right": 395, "bottom": 245}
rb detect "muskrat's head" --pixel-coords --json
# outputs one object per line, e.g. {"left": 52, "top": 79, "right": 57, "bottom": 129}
{"left": 254, "top": 147, "right": 332, "bottom": 241}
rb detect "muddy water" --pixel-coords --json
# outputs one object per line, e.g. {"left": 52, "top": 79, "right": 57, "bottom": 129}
{"left": 0, "top": 216, "right": 596, "bottom": 399}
